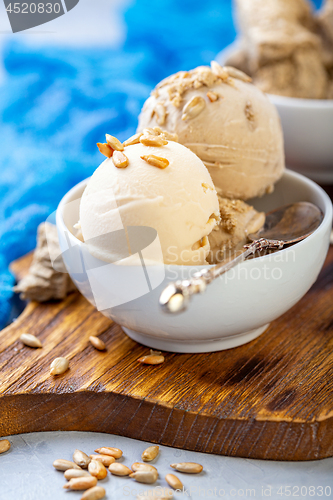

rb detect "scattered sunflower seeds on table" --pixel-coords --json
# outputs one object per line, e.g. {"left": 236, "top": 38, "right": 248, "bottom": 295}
{"left": 0, "top": 439, "right": 10, "bottom": 454}
{"left": 94, "top": 446, "right": 122, "bottom": 458}
{"left": 81, "top": 486, "right": 106, "bottom": 500}
{"left": 165, "top": 473, "right": 184, "bottom": 490}
{"left": 73, "top": 449, "right": 91, "bottom": 468}
{"left": 64, "top": 469, "right": 91, "bottom": 480}
{"left": 170, "top": 462, "right": 203, "bottom": 473}
{"left": 89, "top": 453, "right": 115, "bottom": 467}
{"left": 108, "top": 462, "right": 132, "bottom": 476}
{"left": 89, "top": 336, "right": 106, "bottom": 351}
{"left": 131, "top": 462, "right": 158, "bottom": 473}
{"left": 141, "top": 445, "right": 159, "bottom": 461}
{"left": 53, "top": 459, "right": 81, "bottom": 471}
{"left": 19, "top": 333, "right": 42, "bottom": 348}
{"left": 50, "top": 357, "right": 69, "bottom": 376}
{"left": 138, "top": 353, "right": 164, "bottom": 365}
{"left": 130, "top": 469, "right": 158, "bottom": 484}
{"left": 63, "top": 476, "right": 97, "bottom": 490}
{"left": 88, "top": 459, "right": 107, "bottom": 480}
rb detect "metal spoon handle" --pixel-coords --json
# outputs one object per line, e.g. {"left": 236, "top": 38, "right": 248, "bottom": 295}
{"left": 159, "top": 238, "right": 285, "bottom": 314}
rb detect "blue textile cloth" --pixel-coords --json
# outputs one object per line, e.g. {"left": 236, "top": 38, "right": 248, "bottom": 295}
{"left": 0, "top": 0, "right": 236, "bottom": 327}
{"left": 0, "top": 0, "right": 323, "bottom": 327}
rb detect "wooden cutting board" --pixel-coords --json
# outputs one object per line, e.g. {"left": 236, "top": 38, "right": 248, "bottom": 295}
{"left": 1, "top": 248, "right": 333, "bottom": 461}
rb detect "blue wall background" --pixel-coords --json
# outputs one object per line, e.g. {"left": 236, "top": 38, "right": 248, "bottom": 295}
{"left": 0, "top": 0, "right": 323, "bottom": 327}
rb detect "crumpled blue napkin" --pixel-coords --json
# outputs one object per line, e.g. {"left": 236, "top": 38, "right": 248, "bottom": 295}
{"left": 0, "top": 0, "right": 236, "bottom": 328}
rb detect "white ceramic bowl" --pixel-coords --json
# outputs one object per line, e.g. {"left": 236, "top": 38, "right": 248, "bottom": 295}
{"left": 56, "top": 170, "right": 332, "bottom": 353}
{"left": 217, "top": 44, "right": 333, "bottom": 183}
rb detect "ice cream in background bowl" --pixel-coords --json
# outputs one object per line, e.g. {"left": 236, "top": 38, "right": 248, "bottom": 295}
{"left": 216, "top": 0, "right": 333, "bottom": 182}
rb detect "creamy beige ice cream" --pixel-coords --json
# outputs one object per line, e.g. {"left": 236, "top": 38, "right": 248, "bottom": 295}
{"left": 208, "top": 197, "right": 265, "bottom": 264}
{"left": 227, "top": 0, "right": 332, "bottom": 99}
{"left": 137, "top": 62, "right": 285, "bottom": 200}
{"left": 80, "top": 131, "right": 220, "bottom": 266}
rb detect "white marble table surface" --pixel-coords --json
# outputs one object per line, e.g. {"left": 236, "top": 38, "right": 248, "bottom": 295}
{"left": 1, "top": 431, "right": 332, "bottom": 500}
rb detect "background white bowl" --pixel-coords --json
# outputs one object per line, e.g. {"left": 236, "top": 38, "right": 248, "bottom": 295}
{"left": 56, "top": 170, "right": 332, "bottom": 353}
{"left": 217, "top": 44, "right": 333, "bottom": 184}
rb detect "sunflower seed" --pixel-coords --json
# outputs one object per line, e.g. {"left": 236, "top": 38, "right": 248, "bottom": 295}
{"left": 94, "top": 447, "right": 122, "bottom": 459}
{"left": 88, "top": 459, "right": 107, "bottom": 480}
{"left": 137, "top": 488, "right": 173, "bottom": 500}
{"left": 165, "top": 474, "right": 184, "bottom": 490}
{"left": 170, "top": 462, "right": 203, "bottom": 473}
{"left": 50, "top": 357, "right": 69, "bottom": 376}
{"left": 131, "top": 462, "right": 158, "bottom": 473}
{"left": 112, "top": 150, "right": 129, "bottom": 168}
{"left": 138, "top": 354, "right": 165, "bottom": 365}
{"left": 73, "top": 449, "right": 91, "bottom": 469}
{"left": 81, "top": 486, "right": 106, "bottom": 500}
{"left": 89, "top": 336, "right": 106, "bottom": 351}
{"left": 160, "top": 131, "right": 178, "bottom": 142}
{"left": 143, "top": 127, "right": 160, "bottom": 136}
{"left": 223, "top": 66, "right": 252, "bottom": 82}
{"left": 19, "top": 333, "right": 42, "bottom": 348}
{"left": 0, "top": 439, "right": 10, "bottom": 454}
{"left": 63, "top": 476, "right": 97, "bottom": 490}
{"left": 140, "top": 135, "right": 168, "bottom": 147}
{"left": 53, "top": 459, "right": 81, "bottom": 471}
{"left": 64, "top": 469, "right": 92, "bottom": 480}
{"left": 105, "top": 134, "right": 124, "bottom": 151}
{"left": 97, "top": 143, "right": 113, "bottom": 158}
{"left": 141, "top": 445, "right": 159, "bottom": 462}
{"left": 130, "top": 469, "right": 158, "bottom": 484}
{"left": 140, "top": 155, "right": 169, "bottom": 169}
{"left": 89, "top": 454, "right": 115, "bottom": 467}
{"left": 123, "top": 133, "right": 143, "bottom": 147}
{"left": 109, "top": 463, "right": 132, "bottom": 476}
{"left": 210, "top": 61, "right": 229, "bottom": 80}
{"left": 206, "top": 91, "right": 219, "bottom": 102}
{"left": 181, "top": 96, "right": 206, "bottom": 121}
{"left": 155, "top": 103, "right": 166, "bottom": 125}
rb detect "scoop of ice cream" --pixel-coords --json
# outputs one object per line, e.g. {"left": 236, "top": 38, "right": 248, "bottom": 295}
{"left": 207, "top": 197, "right": 265, "bottom": 264}
{"left": 227, "top": 0, "right": 331, "bottom": 99}
{"left": 80, "top": 135, "right": 220, "bottom": 266}
{"left": 137, "top": 63, "right": 285, "bottom": 200}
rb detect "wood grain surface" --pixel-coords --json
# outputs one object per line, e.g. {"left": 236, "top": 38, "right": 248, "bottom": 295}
{"left": 0, "top": 247, "right": 333, "bottom": 461}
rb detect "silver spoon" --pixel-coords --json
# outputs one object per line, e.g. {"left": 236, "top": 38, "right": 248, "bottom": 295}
{"left": 159, "top": 202, "right": 323, "bottom": 314}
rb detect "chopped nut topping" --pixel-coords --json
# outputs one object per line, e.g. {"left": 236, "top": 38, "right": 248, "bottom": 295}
{"left": 97, "top": 143, "right": 113, "bottom": 158}
{"left": 123, "top": 132, "right": 143, "bottom": 147}
{"left": 224, "top": 66, "right": 252, "bottom": 83}
{"left": 112, "top": 151, "right": 129, "bottom": 168}
{"left": 140, "top": 135, "right": 168, "bottom": 147}
{"left": 182, "top": 96, "right": 206, "bottom": 120}
{"left": 141, "top": 155, "right": 169, "bottom": 169}
{"left": 206, "top": 91, "right": 219, "bottom": 102}
{"left": 210, "top": 61, "right": 229, "bottom": 80}
{"left": 154, "top": 102, "right": 167, "bottom": 125}
{"left": 105, "top": 134, "right": 124, "bottom": 151}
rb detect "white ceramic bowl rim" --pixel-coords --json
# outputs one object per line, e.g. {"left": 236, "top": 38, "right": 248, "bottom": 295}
{"left": 268, "top": 93, "right": 333, "bottom": 109}
{"left": 57, "top": 169, "right": 332, "bottom": 269}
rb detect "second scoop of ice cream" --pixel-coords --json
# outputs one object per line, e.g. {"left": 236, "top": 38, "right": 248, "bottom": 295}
{"left": 137, "top": 63, "right": 285, "bottom": 200}
{"left": 208, "top": 197, "right": 265, "bottom": 264}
